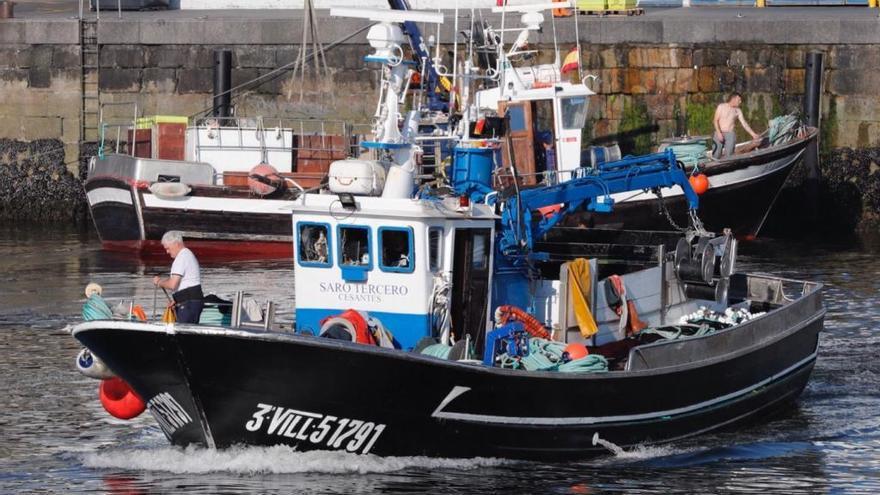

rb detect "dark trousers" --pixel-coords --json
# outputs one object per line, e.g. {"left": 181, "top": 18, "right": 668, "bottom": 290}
{"left": 176, "top": 300, "right": 204, "bottom": 324}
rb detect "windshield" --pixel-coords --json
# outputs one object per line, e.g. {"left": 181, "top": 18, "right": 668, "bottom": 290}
{"left": 560, "top": 96, "right": 588, "bottom": 130}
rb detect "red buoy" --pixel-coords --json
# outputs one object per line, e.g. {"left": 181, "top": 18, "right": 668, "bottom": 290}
{"left": 99, "top": 377, "right": 145, "bottom": 420}
{"left": 689, "top": 174, "right": 709, "bottom": 195}
{"left": 564, "top": 342, "right": 590, "bottom": 361}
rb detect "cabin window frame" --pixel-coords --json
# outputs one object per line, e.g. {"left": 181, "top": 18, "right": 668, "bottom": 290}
{"left": 337, "top": 225, "right": 373, "bottom": 282}
{"left": 428, "top": 226, "right": 444, "bottom": 273}
{"left": 560, "top": 95, "right": 588, "bottom": 130}
{"left": 296, "top": 221, "right": 333, "bottom": 268}
{"left": 472, "top": 230, "right": 490, "bottom": 270}
{"left": 378, "top": 226, "right": 415, "bottom": 274}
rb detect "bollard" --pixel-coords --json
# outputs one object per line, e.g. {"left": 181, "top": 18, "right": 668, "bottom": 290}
{"left": 803, "top": 51, "right": 823, "bottom": 223}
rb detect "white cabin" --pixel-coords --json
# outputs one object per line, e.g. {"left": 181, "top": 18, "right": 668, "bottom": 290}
{"left": 292, "top": 193, "right": 497, "bottom": 350}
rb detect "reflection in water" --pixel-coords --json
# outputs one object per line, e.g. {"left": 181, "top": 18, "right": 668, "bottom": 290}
{"left": 0, "top": 225, "right": 879, "bottom": 494}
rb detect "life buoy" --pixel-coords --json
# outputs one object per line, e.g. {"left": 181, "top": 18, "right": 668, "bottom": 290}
{"left": 494, "top": 305, "right": 551, "bottom": 339}
{"left": 99, "top": 377, "right": 145, "bottom": 420}
{"left": 319, "top": 309, "right": 376, "bottom": 345}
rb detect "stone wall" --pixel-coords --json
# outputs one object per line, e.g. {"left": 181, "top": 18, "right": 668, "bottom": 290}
{"left": 572, "top": 44, "right": 880, "bottom": 155}
{"left": 1, "top": 11, "right": 879, "bottom": 227}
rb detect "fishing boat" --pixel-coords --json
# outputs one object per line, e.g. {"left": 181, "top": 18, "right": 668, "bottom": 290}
{"left": 563, "top": 126, "right": 819, "bottom": 238}
{"left": 70, "top": 161, "right": 824, "bottom": 458}
{"left": 69, "top": 6, "right": 824, "bottom": 460}
{"left": 83, "top": 116, "right": 357, "bottom": 258}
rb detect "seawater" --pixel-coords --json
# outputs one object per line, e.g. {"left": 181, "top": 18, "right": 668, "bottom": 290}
{"left": 1, "top": 225, "right": 879, "bottom": 494}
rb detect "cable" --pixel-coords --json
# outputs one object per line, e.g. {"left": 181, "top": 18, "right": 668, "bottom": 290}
{"left": 188, "top": 23, "right": 376, "bottom": 120}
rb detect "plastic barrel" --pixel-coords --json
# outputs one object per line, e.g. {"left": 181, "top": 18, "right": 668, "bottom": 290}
{"left": 452, "top": 146, "right": 496, "bottom": 192}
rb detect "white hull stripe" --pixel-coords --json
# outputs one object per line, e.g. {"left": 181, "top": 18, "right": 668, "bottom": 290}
{"left": 431, "top": 349, "right": 818, "bottom": 426}
{"left": 142, "top": 193, "right": 294, "bottom": 215}
{"left": 87, "top": 187, "right": 133, "bottom": 206}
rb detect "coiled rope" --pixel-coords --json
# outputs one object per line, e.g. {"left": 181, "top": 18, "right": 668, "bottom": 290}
{"left": 421, "top": 343, "right": 453, "bottom": 360}
{"left": 501, "top": 338, "right": 608, "bottom": 373}
{"left": 666, "top": 143, "right": 708, "bottom": 168}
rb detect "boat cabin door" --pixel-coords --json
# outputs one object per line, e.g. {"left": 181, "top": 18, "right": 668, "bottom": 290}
{"left": 451, "top": 228, "right": 492, "bottom": 351}
{"left": 499, "top": 101, "right": 537, "bottom": 186}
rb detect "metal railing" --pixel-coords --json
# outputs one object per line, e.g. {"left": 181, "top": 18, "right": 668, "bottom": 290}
{"left": 79, "top": 0, "right": 123, "bottom": 20}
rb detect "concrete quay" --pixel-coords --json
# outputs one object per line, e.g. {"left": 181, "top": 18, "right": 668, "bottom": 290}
{"left": 2, "top": 7, "right": 879, "bottom": 45}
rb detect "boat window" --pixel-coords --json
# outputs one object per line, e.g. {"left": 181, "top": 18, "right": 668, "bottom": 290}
{"left": 561, "top": 96, "right": 587, "bottom": 130}
{"left": 297, "top": 222, "right": 331, "bottom": 267}
{"left": 379, "top": 227, "right": 414, "bottom": 273}
{"left": 472, "top": 231, "right": 489, "bottom": 270}
{"left": 339, "top": 226, "right": 371, "bottom": 268}
{"left": 507, "top": 105, "right": 526, "bottom": 132}
{"left": 429, "top": 227, "right": 443, "bottom": 272}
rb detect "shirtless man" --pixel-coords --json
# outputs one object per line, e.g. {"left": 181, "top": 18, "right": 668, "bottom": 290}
{"left": 713, "top": 92, "right": 760, "bottom": 159}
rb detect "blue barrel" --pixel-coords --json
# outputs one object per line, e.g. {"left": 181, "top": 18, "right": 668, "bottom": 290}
{"left": 451, "top": 146, "right": 496, "bottom": 192}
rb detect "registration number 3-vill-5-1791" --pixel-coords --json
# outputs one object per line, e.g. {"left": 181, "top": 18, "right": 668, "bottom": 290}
{"left": 245, "top": 403, "right": 387, "bottom": 455}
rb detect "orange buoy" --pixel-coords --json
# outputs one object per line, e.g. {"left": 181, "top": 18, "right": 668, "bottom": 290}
{"left": 689, "top": 174, "right": 709, "bottom": 195}
{"left": 247, "top": 163, "right": 284, "bottom": 196}
{"left": 99, "top": 377, "right": 145, "bottom": 420}
{"left": 564, "top": 342, "right": 589, "bottom": 361}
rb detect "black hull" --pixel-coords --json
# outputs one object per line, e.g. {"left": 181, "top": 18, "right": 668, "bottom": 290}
{"left": 570, "top": 131, "right": 815, "bottom": 237}
{"left": 74, "top": 279, "right": 823, "bottom": 460}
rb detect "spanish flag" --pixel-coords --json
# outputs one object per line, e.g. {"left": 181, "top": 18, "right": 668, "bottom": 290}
{"left": 561, "top": 47, "right": 579, "bottom": 75}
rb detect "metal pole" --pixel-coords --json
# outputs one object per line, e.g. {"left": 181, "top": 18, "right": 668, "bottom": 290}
{"left": 803, "top": 51, "right": 823, "bottom": 222}
{"left": 213, "top": 49, "right": 233, "bottom": 119}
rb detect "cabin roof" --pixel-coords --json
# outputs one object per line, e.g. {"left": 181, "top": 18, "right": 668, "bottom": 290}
{"left": 291, "top": 193, "right": 498, "bottom": 221}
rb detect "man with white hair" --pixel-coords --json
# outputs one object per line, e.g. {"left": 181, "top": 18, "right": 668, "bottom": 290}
{"left": 152, "top": 231, "right": 204, "bottom": 324}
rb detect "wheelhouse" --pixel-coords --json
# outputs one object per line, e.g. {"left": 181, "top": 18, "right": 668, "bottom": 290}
{"left": 292, "top": 194, "right": 497, "bottom": 350}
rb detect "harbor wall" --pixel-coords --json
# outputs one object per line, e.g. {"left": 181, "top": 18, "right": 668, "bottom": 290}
{"left": 0, "top": 12, "right": 878, "bottom": 230}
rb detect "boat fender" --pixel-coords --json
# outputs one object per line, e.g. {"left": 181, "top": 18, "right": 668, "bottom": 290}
{"left": 76, "top": 348, "right": 116, "bottom": 380}
{"left": 99, "top": 377, "right": 145, "bottom": 420}
{"left": 494, "top": 305, "right": 551, "bottom": 339}
{"left": 319, "top": 309, "right": 376, "bottom": 345}
{"left": 149, "top": 182, "right": 192, "bottom": 199}
{"left": 248, "top": 163, "right": 285, "bottom": 196}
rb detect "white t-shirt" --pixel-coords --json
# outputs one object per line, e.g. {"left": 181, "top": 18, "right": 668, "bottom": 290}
{"left": 170, "top": 247, "right": 201, "bottom": 293}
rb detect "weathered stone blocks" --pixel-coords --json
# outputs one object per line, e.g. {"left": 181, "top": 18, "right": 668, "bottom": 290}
{"left": 176, "top": 68, "right": 212, "bottom": 94}
{"left": 99, "top": 69, "right": 141, "bottom": 92}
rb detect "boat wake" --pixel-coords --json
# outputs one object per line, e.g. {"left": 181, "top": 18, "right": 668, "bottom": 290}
{"left": 80, "top": 444, "right": 509, "bottom": 474}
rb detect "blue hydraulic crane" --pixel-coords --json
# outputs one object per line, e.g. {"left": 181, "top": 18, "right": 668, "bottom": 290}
{"left": 497, "top": 149, "right": 700, "bottom": 259}
{"left": 386, "top": 0, "right": 448, "bottom": 112}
